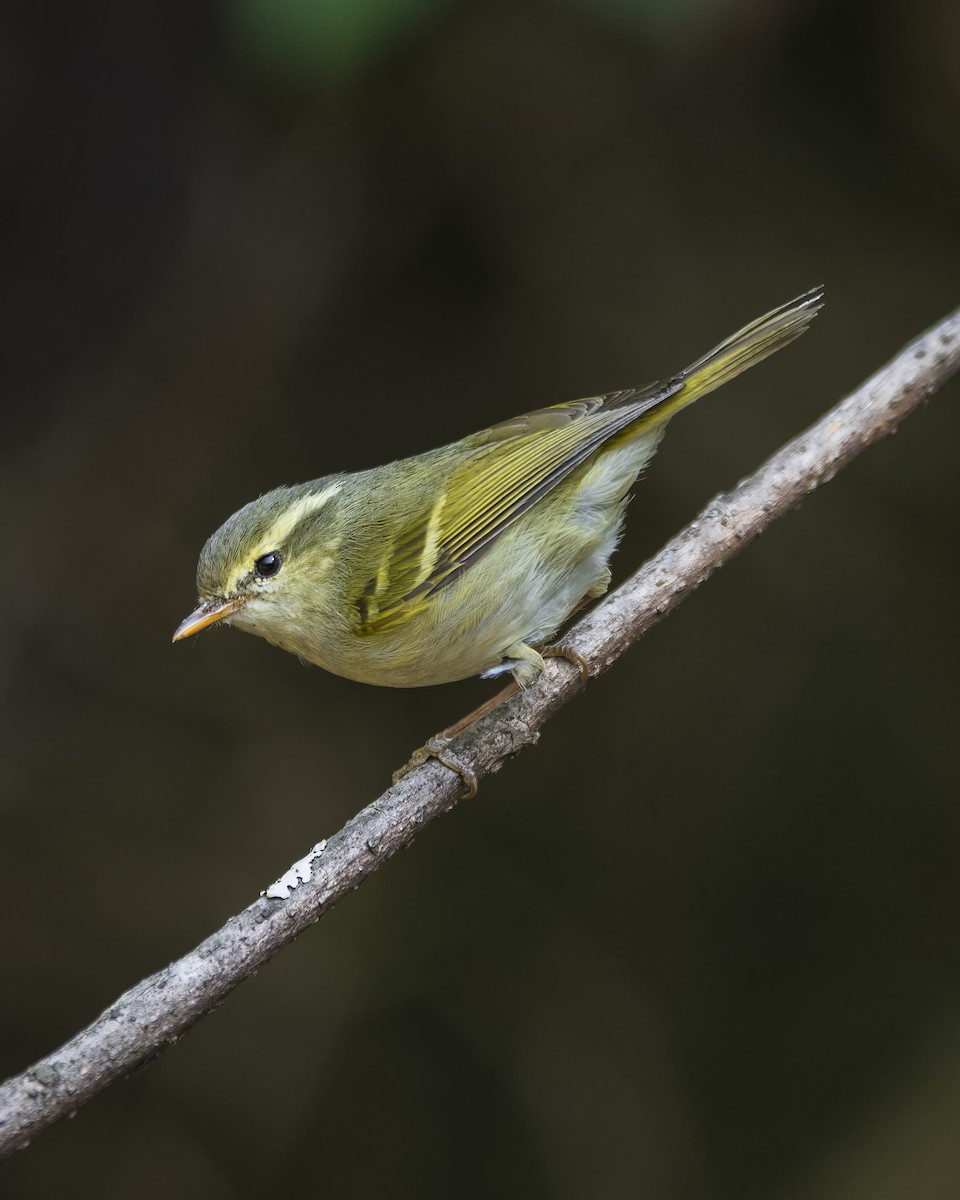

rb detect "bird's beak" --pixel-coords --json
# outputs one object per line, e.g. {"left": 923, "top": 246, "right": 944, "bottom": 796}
{"left": 172, "top": 597, "right": 245, "bottom": 643}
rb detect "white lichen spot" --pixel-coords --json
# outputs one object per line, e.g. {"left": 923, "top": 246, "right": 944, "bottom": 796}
{"left": 263, "top": 841, "right": 327, "bottom": 900}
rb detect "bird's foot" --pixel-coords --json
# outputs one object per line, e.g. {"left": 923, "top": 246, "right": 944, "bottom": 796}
{"left": 392, "top": 735, "right": 478, "bottom": 800}
{"left": 391, "top": 681, "right": 518, "bottom": 799}
{"left": 541, "top": 643, "right": 591, "bottom": 680}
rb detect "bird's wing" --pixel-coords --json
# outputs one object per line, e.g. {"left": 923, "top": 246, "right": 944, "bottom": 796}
{"left": 354, "top": 286, "right": 825, "bottom": 636}
{"left": 354, "top": 380, "right": 680, "bottom": 635}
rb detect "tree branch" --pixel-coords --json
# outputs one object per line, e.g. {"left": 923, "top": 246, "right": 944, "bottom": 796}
{"left": 2, "top": 306, "right": 958, "bottom": 1158}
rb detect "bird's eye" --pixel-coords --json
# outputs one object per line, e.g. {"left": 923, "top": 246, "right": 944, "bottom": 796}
{"left": 254, "top": 551, "right": 282, "bottom": 579}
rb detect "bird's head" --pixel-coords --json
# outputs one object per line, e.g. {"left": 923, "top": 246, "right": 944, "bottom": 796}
{"left": 172, "top": 477, "right": 345, "bottom": 648}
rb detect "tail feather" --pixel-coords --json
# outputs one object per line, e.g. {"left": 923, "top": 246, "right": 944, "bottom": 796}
{"left": 644, "top": 286, "right": 824, "bottom": 428}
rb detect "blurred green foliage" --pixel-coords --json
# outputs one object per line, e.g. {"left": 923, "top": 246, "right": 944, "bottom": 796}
{"left": 562, "top": 0, "right": 738, "bottom": 39}
{"left": 230, "top": 0, "right": 451, "bottom": 82}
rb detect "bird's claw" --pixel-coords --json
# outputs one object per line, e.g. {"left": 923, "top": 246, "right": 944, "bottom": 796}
{"left": 542, "top": 644, "right": 591, "bottom": 680}
{"left": 392, "top": 735, "right": 478, "bottom": 799}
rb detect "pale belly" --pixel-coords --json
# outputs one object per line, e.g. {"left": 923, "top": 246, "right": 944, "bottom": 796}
{"left": 323, "top": 501, "right": 624, "bottom": 688}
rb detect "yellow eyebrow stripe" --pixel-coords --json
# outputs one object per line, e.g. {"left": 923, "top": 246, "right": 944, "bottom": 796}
{"left": 222, "top": 481, "right": 343, "bottom": 596}
{"left": 260, "top": 482, "right": 343, "bottom": 549}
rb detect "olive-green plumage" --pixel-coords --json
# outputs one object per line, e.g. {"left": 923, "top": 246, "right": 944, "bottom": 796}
{"left": 174, "top": 289, "right": 823, "bottom": 686}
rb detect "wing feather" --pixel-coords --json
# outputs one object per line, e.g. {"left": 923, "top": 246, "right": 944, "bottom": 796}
{"left": 355, "top": 380, "right": 681, "bottom": 634}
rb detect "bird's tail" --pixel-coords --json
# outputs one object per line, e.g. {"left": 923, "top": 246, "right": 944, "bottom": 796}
{"left": 649, "top": 286, "right": 824, "bottom": 427}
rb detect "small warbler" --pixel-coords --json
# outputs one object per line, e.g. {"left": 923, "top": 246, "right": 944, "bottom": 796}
{"left": 174, "top": 289, "right": 822, "bottom": 688}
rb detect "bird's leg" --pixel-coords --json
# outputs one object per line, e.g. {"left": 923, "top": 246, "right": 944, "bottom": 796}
{"left": 392, "top": 681, "right": 518, "bottom": 798}
{"left": 391, "top": 624, "right": 591, "bottom": 797}
{"left": 441, "top": 680, "right": 520, "bottom": 735}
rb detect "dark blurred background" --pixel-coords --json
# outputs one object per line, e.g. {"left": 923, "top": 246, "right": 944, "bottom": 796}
{"left": 2, "top": 0, "right": 959, "bottom": 1195}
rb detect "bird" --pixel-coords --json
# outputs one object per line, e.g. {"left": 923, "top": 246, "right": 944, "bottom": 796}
{"left": 173, "top": 288, "right": 823, "bottom": 693}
